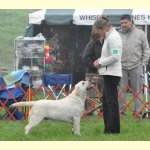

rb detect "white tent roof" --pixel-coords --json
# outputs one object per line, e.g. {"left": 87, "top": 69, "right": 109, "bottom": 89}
{"left": 29, "top": 9, "right": 46, "bottom": 24}
{"left": 29, "top": 9, "right": 150, "bottom": 25}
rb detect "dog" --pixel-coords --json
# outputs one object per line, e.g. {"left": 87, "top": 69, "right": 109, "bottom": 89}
{"left": 11, "top": 80, "right": 92, "bottom": 135}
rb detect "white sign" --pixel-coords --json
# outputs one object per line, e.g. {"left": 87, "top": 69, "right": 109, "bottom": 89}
{"left": 132, "top": 9, "right": 150, "bottom": 25}
{"left": 73, "top": 9, "right": 103, "bottom": 25}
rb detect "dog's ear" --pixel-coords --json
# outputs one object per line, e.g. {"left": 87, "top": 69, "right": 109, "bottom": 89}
{"left": 75, "top": 86, "right": 80, "bottom": 96}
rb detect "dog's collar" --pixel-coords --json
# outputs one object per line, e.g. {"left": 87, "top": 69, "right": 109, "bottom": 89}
{"left": 68, "top": 96, "right": 84, "bottom": 107}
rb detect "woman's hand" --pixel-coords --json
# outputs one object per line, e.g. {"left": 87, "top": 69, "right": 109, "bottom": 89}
{"left": 94, "top": 59, "right": 101, "bottom": 69}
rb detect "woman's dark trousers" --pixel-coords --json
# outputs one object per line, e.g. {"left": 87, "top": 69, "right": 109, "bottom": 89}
{"left": 102, "top": 75, "right": 120, "bottom": 134}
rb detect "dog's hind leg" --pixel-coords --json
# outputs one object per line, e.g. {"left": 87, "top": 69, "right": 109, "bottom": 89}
{"left": 25, "top": 116, "right": 43, "bottom": 135}
{"left": 72, "top": 127, "right": 74, "bottom": 133}
{"left": 72, "top": 116, "right": 81, "bottom": 135}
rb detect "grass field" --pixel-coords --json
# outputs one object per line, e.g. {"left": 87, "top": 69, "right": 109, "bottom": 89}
{"left": 0, "top": 91, "right": 150, "bottom": 141}
{"left": 0, "top": 9, "right": 37, "bottom": 70}
{"left": 0, "top": 113, "right": 150, "bottom": 141}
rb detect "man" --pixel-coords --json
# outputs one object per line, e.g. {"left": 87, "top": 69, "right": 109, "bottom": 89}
{"left": 118, "top": 14, "right": 150, "bottom": 117}
{"left": 93, "top": 16, "right": 122, "bottom": 134}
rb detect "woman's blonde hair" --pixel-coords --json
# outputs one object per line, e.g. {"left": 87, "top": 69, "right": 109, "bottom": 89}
{"left": 94, "top": 16, "right": 111, "bottom": 29}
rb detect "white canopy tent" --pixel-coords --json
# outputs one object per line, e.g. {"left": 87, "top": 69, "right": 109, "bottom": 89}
{"left": 29, "top": 9, "right": 150, "bottom": 26}
{"left": 28, "top": 10, "right": 150, "bottom": 106}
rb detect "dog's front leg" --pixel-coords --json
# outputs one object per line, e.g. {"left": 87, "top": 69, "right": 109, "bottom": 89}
{"left": 72, "top": 116, "right": 81, "bottom": 135}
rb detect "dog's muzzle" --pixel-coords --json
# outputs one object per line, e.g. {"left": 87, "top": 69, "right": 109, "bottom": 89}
{"left": 86, "top": 84, "right": 94, "bottom": 90}
{"left": 86, "top": 79, "right": 94, "bottom": 90}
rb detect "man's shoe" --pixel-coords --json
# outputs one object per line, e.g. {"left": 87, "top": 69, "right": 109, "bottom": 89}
{"left": 142, "top": 111, "right": 150, "bottom": 119}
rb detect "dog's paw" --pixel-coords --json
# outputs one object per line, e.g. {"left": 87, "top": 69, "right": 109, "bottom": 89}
{"left": 25, "top": 131, "right": 29, "bottom": 135}
{"left": 74, "top": 132, "right": 81, "bottom": 136}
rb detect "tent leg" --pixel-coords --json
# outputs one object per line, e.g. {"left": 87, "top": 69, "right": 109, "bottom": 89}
{"left": 144, "top": 66, "right": 149, "bottom": 118}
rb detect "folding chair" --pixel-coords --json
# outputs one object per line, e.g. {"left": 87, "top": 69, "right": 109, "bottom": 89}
{"left": 42, "top": 74, "right": 72, "bottom": 100}
{"left": 0, "top": 70, "right": 30, "bottom": 121}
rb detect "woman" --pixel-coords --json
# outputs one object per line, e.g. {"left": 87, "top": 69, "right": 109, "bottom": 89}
{"left": 82, "top": 26, "right": 104, "bottom": 115}
{"left": 93, "top": 16, "right": 122, "bottom": 134}
{"left": 82, "top": 26, "right": 104, "bottom": 74}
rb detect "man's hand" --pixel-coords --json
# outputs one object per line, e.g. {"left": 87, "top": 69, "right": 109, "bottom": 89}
{"left": 94, "top": 59, "right": 101, "bottom": 69}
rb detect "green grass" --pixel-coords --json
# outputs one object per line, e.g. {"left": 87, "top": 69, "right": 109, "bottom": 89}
{"left": 0, "top": 9, "right": 38, "bottom": 70}
{"left": 0, "top": 93, "right": 150, "bottom": 141}
{"left": 0, "top": 114, "right": 150, "bottom": 141}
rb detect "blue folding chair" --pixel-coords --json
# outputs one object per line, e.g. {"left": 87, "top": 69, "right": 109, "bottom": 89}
{"left": 0, "top": 70, "right": 30, "bottom": 120}
{"left": 42, "top": 74, "right": 72, "bottom": 100}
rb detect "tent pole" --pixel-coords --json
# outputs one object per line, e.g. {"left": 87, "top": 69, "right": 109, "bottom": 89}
{"left": 144, "top": 25, "right": 149, "bottom": 118}
{"left": 75, "top": 26, "right": 78, "bottom": 49}
{"left": 72, "top": 25, "right": 78, "bottom": 85}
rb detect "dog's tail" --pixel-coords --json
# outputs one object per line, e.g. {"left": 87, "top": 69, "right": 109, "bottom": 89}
{"left": 11, "top": 101, "right": 35, "bottom": 107}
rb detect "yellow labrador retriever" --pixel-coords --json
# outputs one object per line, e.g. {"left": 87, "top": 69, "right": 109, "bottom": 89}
{"left": 11, "top": 80, "right": 91, "bottom": 135}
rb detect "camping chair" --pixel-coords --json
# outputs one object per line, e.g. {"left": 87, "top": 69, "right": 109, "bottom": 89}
{"left": 42, "top": 74, "right": 72, "bottom": 100}
{"left": 0, "top": 70, "right": 30, "bottom": 121}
